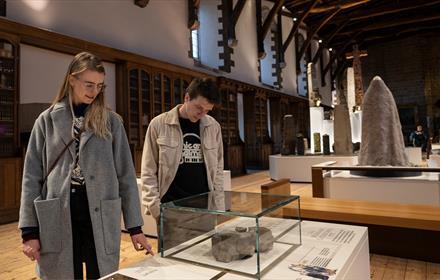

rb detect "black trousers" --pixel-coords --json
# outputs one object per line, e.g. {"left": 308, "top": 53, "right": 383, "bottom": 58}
{"left": 70, "top": 185, "right": 100, "bottom": 280}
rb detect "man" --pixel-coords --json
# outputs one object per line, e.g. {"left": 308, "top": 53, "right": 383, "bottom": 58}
{"left": 410, "top": 124, "right": 428, "bottom": 151}
{"left": 141, "top": 78, "right": 224, "bottom": 221}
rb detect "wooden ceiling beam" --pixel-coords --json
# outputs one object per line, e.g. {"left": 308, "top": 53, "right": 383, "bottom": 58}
{"left": 311, "top": 20, "right": 348, "bottom": 63}
{"left": 358, "top": 26, "right": 440, "bottom": 49}
{"left": 256, "top": 0, "right": 265, "bottom": 59}
{"left": 309, "top": 0, "right": 370, "bottom": 14}
{"left": 337, "top": 14, "right": 440, "bottom": 37}
{"left": 187, "top": 0, "right": 199, "bottom": 29}
{"left": 323, "top": 30, "right": 362, "bottom": 77}
{"left": 261, "top": 0, "right": 285, "bottom": 41}
{"left": 345, "top": 0, "right": 440, "bottom": 22}
{"left": 297, "top": 7, "right": 341, "bottom": 62}
{"left": 282, "top": 0, "right": 319, "bottom": 54}
{"left": 332, "top": 59, "right": 349, "bottom": 82}
{"left": 285, "top": 0, "right": 310, "bottom": 9}
{"left": 232, "top": 0, "right": 247, "bottom": 26}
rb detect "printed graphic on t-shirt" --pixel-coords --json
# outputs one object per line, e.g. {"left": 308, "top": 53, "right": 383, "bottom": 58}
{"left": 180, "top": 133, "right": 204, "bottom": 164}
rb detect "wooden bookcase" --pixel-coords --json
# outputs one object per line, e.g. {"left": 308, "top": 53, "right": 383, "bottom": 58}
{"left": 243, "top": 88, "right": 273, "bottom": 170}
{"left": 117, "top": 62, "right": 193, "bottom": 174}
{"left": 0, "top": 31, "right": 22, "bottom": 224}
{"left": 213, "top": 78, "right": 245, "bottom": 176}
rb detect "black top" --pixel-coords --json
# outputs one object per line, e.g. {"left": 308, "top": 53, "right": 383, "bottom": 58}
{"left": 161, "top": 117, "right": 209, "bottom": 203}
{"left": 73, "top": 103, "right": 88, "bottom": 117}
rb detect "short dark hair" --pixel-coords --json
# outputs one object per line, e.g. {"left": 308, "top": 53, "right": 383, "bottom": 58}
{"left": 186, "top": 78, "right": 220, "bottom": 105}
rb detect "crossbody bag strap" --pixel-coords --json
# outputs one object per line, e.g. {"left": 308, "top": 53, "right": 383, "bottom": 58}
{"left": 42, "top": 130, "right": 83, "bottom": 186}
{"left": 42, "top": 138, "right": 75, "bottom": 185}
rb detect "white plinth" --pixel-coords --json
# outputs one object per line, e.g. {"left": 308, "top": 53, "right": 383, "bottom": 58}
{"left": 350, "top": 111, "right": 362, "bottom": 143}
{"left": 103, "top": 220, "right": 370, "bottom": 280}
{"left": 310, "top": 107, "right": 324, "bottom": 154}
{"left": 405, "top": 147, "right": 422, "bottom": 165}
{"left": 324, "top": 171, "right": 440, "bottom": 206}
{"left": 269, "top": 154, "right": 358, "bottom": 182}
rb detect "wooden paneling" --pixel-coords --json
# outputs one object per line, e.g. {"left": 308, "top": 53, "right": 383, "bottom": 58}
{"left": 119, "top": 63, "right": 194, "bottom": 173}
{"left": 0, "top": 31, "right": 19, "bottom": 158}
{"left": 269, "top": 97, "right": 282, "bottom": 154}
{"left": 0, "top": 157, "right": 22, "bottom": 224}
{"left": 224, "top": 144, "right": 245, "bottom": 177}
{"left": 213, "top": 78, "right": 246, "bottom": 176}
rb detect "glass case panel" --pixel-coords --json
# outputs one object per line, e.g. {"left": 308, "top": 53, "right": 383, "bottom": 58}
{"left": 160, "top": 191, "right": 301, "bottom": 279}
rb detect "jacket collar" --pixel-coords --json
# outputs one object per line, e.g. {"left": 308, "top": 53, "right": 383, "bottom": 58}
{"left": 50, "top": 97, "right": 75, "bottom": 159}
{"left": 165, "top": 104, "right": 215, "bottom": 127}
{"left": 50, "top": 96, "right": 94, "bottom": 159}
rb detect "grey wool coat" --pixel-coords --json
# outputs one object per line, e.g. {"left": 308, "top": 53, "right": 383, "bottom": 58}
{"left": 18, "top": 97, "right": 143, "bottom": 279}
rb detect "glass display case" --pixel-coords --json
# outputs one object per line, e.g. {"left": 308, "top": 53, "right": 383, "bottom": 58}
{"left": 160, "top": 191, "right": 301, "bottom": 279}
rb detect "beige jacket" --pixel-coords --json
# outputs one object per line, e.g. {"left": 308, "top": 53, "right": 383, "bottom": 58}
{"left": 141, "top": 105, "right": 224, "bottom": 219}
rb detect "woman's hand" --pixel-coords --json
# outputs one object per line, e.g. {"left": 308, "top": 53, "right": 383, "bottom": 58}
{"left": 130, "top": 233, "right": 154, "bottom": 256}
{"left": 23, "top": 239, "right": 40, "bottom": 262}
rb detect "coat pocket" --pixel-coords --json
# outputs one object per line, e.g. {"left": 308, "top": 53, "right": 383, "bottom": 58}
{"left": 34, "top": 196, "right": 62, "bottom": 253}
{"left": 101, "top": 198, "right": 122, "bottom": 255}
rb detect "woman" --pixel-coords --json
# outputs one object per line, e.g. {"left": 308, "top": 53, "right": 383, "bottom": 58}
{"left": 19, "top": 52, "right": 153, "bottom": 279}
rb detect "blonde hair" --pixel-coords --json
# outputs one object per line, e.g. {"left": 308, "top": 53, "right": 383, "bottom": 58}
{"left": 53, "top": 51, "right": 110, "bottom": 138}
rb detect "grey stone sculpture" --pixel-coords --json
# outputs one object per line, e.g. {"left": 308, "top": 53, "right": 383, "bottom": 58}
{"left": 281, "top": 115, "right": 296, "bottom": 155}
{"left": 323, "top": 134, "right": 330, "bottom": 155}
{"left": 334, "top": 69, "right": 353, "bottom": 155}
{"left": 334, "top": 105, "right": 353, "bottom": 154}
{"left": 297, "top": 135, "right": 305, "bottom": 155}
{"left": 313, "top": 132, "right": 321, "bottom": 153}
{"left": 211, "top": 226, "right": 274, "bottom": 263}
{"left": 358, "top": 76, "right": 409, "bottom": 166}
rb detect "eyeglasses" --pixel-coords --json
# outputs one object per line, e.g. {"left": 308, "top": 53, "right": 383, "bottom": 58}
{"left": 74, "top": 76, "right": 106, "bottom": 93}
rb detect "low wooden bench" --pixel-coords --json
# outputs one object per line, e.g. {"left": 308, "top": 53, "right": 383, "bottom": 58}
{"left": 261, "top": 179, "right": 440, "bottom": 263}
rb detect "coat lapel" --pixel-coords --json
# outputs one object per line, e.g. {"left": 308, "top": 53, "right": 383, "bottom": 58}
{"left": 79, "top": 130, "right": 94, "bottom": 154}
{"left": 50, "top": 99, "right": 75, "bottom": 160}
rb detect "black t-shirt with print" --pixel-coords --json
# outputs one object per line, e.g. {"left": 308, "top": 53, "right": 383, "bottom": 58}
{"left": 161, "top": 117, "right": 209, "bottom": 203}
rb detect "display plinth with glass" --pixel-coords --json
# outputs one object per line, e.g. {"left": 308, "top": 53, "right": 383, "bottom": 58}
{"left": 160, "top": 191, "right": 301, "bottom": 279}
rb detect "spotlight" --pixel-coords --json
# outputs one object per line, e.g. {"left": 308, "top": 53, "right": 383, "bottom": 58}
{"left": 293, "top": 17, "right": 297, "bottom": 22}
{"left": 318, "top": 39, "right": 322, "bottom": 43}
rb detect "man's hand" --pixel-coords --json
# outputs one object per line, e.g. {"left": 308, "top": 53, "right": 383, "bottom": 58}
{"left": 23, "top": 239, "right": 40, "bottom": 262}
{"left": 131, "top": 233, "right": 154, "bottom": 256}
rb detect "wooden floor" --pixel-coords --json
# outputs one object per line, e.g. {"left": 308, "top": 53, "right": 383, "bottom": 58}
{"left": 1, "top": 171, "right": 439, "bottom": 279}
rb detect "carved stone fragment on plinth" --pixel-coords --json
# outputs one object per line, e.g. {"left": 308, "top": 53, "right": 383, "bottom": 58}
{"left": 313, "top": 132, "right": 321, "bottom": 153}
{"left": 281, "top": 115, "right": 296, "bottom": 155}
{"left": 211, "top": 227, "right": 274, "bottom": 263}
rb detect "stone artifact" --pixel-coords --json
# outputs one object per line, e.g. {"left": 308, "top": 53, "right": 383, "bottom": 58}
{"left": 352, "top": 44, "right": 365, "bottom": 110}
{"left": 211, "top": 226, "right": 274, "bottom": 263}
{"left": 303, "top": 138, "right": 308, "bottom": 150}
{"left": 356, "top": 76, "right": 418, "bottom": 176}
{"left": 281, "top": 115, "right": 296, "bottom": 155}
{"left": 323, "top": 134, "right": 330, "bottom": 155}
{"left": 297, "top": 135, "right": 305, "bottom": 155}
{"left": 333, "top": 69, "right": 353, "bottom": 155}
{"left": 313, "top": 132, "right": 321, "bottom": 153}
